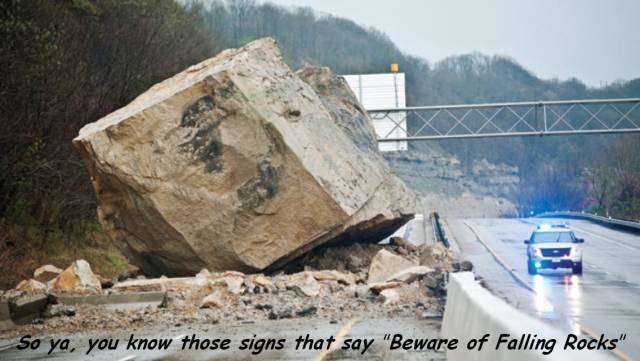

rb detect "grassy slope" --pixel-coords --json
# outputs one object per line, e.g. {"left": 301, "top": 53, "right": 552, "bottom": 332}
{"left": 0, "top": 221, "right": 128, "bottom": 289}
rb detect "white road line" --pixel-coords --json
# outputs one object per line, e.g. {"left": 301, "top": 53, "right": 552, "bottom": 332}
{"left": 579, "top": 324, "right": 634, "bottom": 361}
{"left": 462, "top": 220, "right": 555, "bottom": 312}
{"left": 0, "top": 343, "right": 18, "bottom": 352}
{"left": 469, "top": 219, "right": 635, "bottom": 361}
{"left": 117, "top": 356, "right": 136, "bottom": 361}
{"left": 569, "top": 225, "right": 639, "bottom": 252}
{"left": 173, "top": 334, "right": 186, "bottom": 341}
{"left": 315, "top": 318, "right": 358, "bottom": 361}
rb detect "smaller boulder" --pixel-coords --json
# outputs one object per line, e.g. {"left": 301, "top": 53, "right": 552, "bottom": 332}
{"left": 200, "top": 290, "right": 226, "bottom": 309}
{"left": 367, "top": 249, "right": 417, "bottom": 285}
{"left": 245, "top": 274, "right": 274, "bottom": 293}
{"left": 422, "top": 268, "right": 447, "bottom": 294}
{"left": 43, "top": 304, "right": 76, "bottom": 318}
{"left": 419, "top": 244, "right": 455, "bottom": 270}
{"left": 368, "top": 281, "right": 403, "bottom": 293}
{"left": 222, "top": 271, "right": 245, "bottom": 278}
{"left": 459, "top": 260, "right": 473, "bottom": 271}
{"left": 389, "top": 237, "right": 419, "bottom": 255}
{"left": 195, "top": 269, "right": 212, "bottom": 279}
{"left": 388, "top": 266, "right": 433, "bottom": 283}
{"left": 296, "top": 305, "right": 318, "bottom": 317}
{"left": 33, "top": 265, "right": 62, "bottom": 283}
{"left": 223, "top": 276, "right": 244, "bottom": 295}
{"left": 97, "top": 275, "right": 114, "bottom": 289}
{"left": 51, "top": 260, "right": 102, "bottom": 294}
{"left": 287, "top": 273, "right": 320, "bottom": 297}
{"left": 380, "top": 289, "right": 400, "bottom": 305}
{"left": 269, "top": 307, "right": 294, "bottom": 320}
{"left": 209, "top": 272, "right": 245, "bottom": 294}
{"left": 346, "top": 285, "right": 370, "bottom": 298}
{"left": 15, "top": 279, "right": 47, "bottom": 295}
{"left": 2, "top": 289, "right": 22, "bottom": 301}
{"left": 310, "top": 270, "right": 355, "bottom": 285}
{"left": 117, "top": 264, "right": 142, "bottom": 281}
{"left": 253, "top": 275, "right": 274, "bottom": 289}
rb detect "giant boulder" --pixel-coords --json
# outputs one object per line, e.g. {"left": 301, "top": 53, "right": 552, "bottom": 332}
{"left": 74, "top": 38, "right": 416, "bottom": 276}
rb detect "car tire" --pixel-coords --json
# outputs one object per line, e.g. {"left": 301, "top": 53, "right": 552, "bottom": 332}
{"left": 527, "top": 260, "right": 537, "bottom": 275}
{"left": 572, "top": 262, "right": 583, "bottom": 275}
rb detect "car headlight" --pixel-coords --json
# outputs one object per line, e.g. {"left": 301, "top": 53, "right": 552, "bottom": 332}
{"left": 571, "top": 245, "right": 579, "bottom": 255}
{"left": 533, "top": 247, "right": 542, "bottom": 257}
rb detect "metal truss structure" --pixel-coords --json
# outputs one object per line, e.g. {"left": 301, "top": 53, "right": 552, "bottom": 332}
{"left": 368, "top": 98, "right": 640, "bottom": 141}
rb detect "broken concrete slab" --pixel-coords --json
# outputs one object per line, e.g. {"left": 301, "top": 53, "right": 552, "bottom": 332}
{"left": 56, "top": 292, "right": 167, "bottom": 310}
{"left": 112, "top": 279, "right": 169, "bottom": 292}
{"left": 0, "top": 300, "right": 15, "bottom": 331}
{"left": 367, "top": 249, "right": 417, "bottom": 285}
{"left": 74, "top": 38, "right": 416, "bottom": 276}
{"left": 112, "top": 277, "right": 211, "bottom": 293}
{"left": 9, "top": 294, "right": 48, "bottom": 324}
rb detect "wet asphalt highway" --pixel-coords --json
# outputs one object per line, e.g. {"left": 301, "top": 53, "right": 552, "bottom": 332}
{"left": 0, "top": 318, "right": 444, "bottom": 361}
{"left": 447, "top": 217, "right": 640, "bottom": 360}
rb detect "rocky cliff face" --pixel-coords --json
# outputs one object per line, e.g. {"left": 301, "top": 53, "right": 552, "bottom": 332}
{"left": 384, "top": 150, "right": 520, "bottom": 217}
{"left": 385, "top": 151, "right": 519, "bottom": 199}
{"left": 74, "top": 38, "right": 416, "bottom": 276}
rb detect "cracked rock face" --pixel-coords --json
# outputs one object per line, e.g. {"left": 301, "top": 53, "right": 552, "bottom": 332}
{"left": 74, "top": 38, "right": 416, "bottom": 276}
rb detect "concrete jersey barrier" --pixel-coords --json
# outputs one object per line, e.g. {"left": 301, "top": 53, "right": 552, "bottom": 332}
{"left": 442, "top": 272, "right": 614, "bottom": 361}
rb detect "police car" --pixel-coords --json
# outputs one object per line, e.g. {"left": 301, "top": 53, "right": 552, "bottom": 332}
{"left": 524, "top": 224, "right": 584, "bottom": 275}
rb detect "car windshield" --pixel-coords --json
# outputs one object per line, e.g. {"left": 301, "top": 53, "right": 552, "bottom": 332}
{"left": 531, "top": 231, "right": 574, "bottom": 243}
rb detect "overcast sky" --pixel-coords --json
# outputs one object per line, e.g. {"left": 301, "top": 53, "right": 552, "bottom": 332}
{"left": 266, "top": 0, "right": 640, "bottom": 87}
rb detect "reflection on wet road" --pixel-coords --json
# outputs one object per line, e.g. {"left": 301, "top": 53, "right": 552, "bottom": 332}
{"left": 448, "top": 217, "right": 640, "bottom": 360}
{"left": 531, "top": 274, "right": 583, "bottom": 335}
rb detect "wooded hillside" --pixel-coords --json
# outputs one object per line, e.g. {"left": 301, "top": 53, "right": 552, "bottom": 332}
{"left": 1, "top": 0, "right": 638, "bottom": 286}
